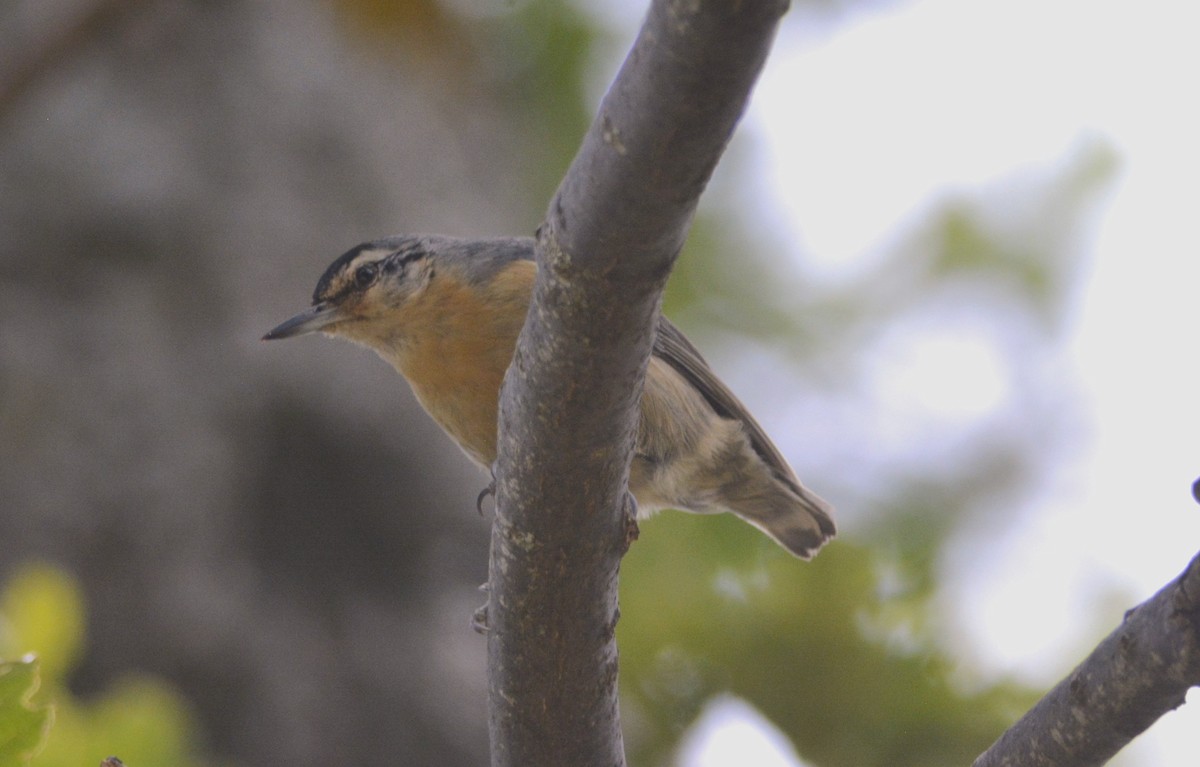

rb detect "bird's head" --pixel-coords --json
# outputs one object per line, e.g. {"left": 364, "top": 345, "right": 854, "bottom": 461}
{"left": 262, "top": 236, "right": 441, "bottom": 347}
{"left": 264, "top": 233, "right": 535, "bottom": 361}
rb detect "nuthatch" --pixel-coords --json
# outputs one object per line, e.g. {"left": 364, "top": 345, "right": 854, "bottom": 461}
{"left": 264, "top": 235, "right": 835, "bottom": 558}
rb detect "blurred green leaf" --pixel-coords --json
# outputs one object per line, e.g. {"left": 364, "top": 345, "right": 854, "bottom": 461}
{"left": 33, "top": 675, "right": 198, "bottom": 767}
{"left": 0, "top": 566, "right": 84, "bottom": 684}
{"left": 0, "top": 566, "right": 205, "bottom": 767}
{"left": 0, "top": 658, "right": 54, "bottom": 767}
{"left": 620, "top": 511, "right": 1039, "bottom": 767}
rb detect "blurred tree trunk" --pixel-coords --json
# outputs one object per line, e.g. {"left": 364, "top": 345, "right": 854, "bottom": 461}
{"left": 484, "top": 1, "right": 789, "bottom": 765}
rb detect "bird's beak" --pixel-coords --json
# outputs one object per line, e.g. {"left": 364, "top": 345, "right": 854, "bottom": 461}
{"left": 262, "top": 302, "right": 341, "bottom": 341}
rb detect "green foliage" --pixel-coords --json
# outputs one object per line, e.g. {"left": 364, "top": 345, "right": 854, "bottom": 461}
{"left": 0, "top": 658, "right": 53, "bottom": 766}
{"left": 0, "top": 569, "right": 84, "bottom": 688}
{"left": 0, "top": 564, "right": 205, "bottom": 767}
{"left": 620, "top": 511, "right": 1038, "bottom": 767}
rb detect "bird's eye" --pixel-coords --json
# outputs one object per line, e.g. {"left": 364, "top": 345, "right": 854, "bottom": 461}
{"left": 353, "top": 263, "right": 378, "bottom": 289}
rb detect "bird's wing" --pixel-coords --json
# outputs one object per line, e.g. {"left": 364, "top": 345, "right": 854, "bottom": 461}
{"left": 652, "top": 316, "right": 804, "bottom": 496}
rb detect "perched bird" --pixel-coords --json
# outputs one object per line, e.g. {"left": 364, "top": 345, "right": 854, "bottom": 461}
{"left": 264, "top": 235, "right": 835, "bottom": 558}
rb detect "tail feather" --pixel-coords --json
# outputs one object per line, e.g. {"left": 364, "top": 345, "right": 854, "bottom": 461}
{"left": 704, "top": 426, "right": 836, "bottom": 558}
{"left": 737, "top": 485, "right": 836, "bottom": 559}
{"left": 678, "top": 432, "right": 836, "bottom": 558}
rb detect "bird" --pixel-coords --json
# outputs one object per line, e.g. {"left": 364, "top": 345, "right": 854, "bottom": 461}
{"left": 263, "top": 235, "right": 835, "bottom": 558}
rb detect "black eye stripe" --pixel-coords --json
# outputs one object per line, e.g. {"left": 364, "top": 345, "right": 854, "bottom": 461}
{"left": 382, "top": 246, "right": 427, "bottom": 274}
{"left": 312, "top": 240, "right": 430, "bottom": 305}
{"left": 397, "top": 249, "right": 426, "bottom": 268}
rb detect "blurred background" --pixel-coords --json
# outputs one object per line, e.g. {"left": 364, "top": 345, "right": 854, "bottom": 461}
{"left": 1, "top": 0, "right": 1196, "bottom": 765}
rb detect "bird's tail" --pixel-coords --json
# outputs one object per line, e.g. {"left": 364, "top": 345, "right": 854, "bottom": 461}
{"left": 732, "top": 482, "right": 836, "bottom": 560}
{"left": 634, "top": 413, "right": 836, "bottom": 558}
{"left": 703, "top": 432, "right": 836, "bottom": 559}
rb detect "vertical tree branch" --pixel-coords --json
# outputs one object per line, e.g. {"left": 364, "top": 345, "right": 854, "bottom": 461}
{"left": 486, "top": 1, "right": 789, "bottom": 765}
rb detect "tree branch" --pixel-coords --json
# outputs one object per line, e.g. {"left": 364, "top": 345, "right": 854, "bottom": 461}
{"left": 974, "top": 550, "right": 1200, "bottom": 767}
{"left": 486, "top": 1, "right": 788, "bottom": 765}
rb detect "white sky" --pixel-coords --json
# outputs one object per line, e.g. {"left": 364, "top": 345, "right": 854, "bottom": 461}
{"left": 681, "top": 0, "right": 1200, "bottom": 764}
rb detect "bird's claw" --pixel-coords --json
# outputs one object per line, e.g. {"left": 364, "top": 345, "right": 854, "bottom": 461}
{"left": 476, "top": 484, "right": 494, "bottom": 516}
{"left": 477, "top": 463, "right": 498, "bottom": 515}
